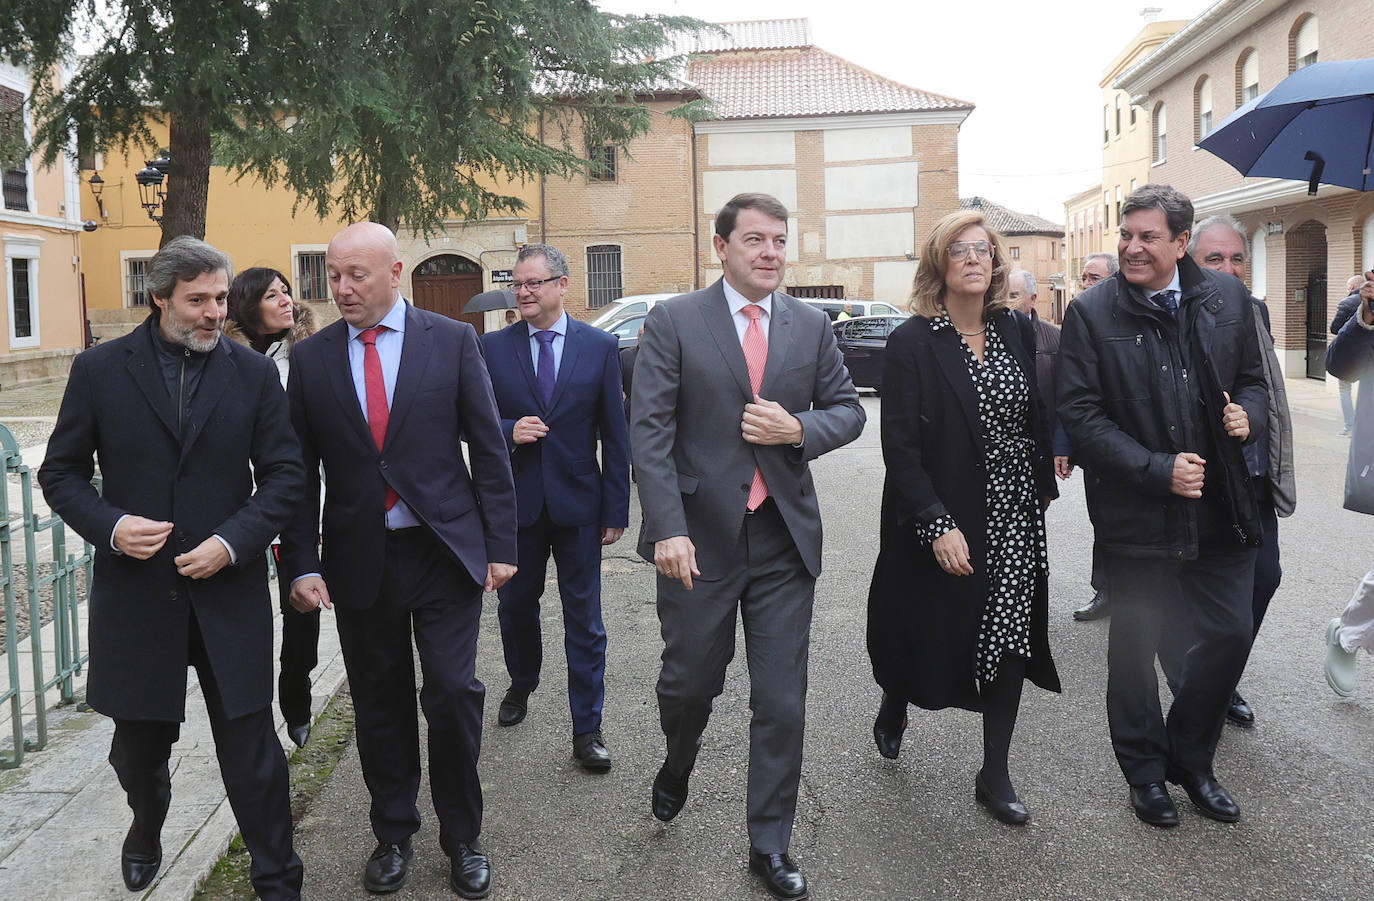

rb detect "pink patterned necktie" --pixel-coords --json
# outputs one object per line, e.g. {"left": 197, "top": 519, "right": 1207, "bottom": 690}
{"left": 741, "top": 303, "right": 769, "bottom": 511}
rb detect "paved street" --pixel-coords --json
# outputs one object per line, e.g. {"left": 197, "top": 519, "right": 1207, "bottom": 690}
{"left": 290, "top": 389, "right": 1374, "bottom": 900}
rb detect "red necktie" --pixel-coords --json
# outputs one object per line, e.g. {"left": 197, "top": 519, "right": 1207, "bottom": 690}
{"left": 359, "top": 326, "right": 398, "bottom": 510}
{"left": 741, "top": 304, "right": 769, "bottom": 511}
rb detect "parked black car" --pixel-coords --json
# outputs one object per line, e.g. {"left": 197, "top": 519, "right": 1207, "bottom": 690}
{"left": 833, "top": 315, "right": 907, "bottom": 393}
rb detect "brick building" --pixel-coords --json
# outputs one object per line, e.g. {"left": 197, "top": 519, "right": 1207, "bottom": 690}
{"left": 1115, "top": 0, "right": 1374, "bottom": 380}
{"left": 958, "top": 197, "right": 1066, "bottom": 322}
{"left": 74, "top": 17, "right": 969, "bottom": 362}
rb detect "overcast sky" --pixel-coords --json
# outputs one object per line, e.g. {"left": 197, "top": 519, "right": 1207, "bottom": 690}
{"left": 601, "top": 0, "right": 1214, "bottom": 223}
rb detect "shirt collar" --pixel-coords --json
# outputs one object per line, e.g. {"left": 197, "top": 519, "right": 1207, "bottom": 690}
{"left": 722, "top": 278, "right": 772, "bottom": 319}
{"left": 526, "top": 310, "right": 569, "bottom": 338}
{"left": 1153, "top": 268, "right": 1182, "bottom": 299}
{"left": 347, "top": 293, "right": 407, "bottom": 341}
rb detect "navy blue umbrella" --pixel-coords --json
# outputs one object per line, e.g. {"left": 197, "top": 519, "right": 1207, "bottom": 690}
{"left": 1197, "top": 57, "right": 1374, "bottom": 194}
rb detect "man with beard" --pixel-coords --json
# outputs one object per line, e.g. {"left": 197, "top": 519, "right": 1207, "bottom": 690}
{"left": 39, "top": 236, "right": 306, "bottom": 897}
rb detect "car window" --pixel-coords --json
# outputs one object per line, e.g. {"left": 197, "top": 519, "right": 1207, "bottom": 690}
{"left": 852, "top": 319, "right": 888, "bottom": 339}
{"left": 610, "top": 316, "right": 645, "bottom": 338}
{"left": 872, "top": 303, "right": 899, "bottom": 315}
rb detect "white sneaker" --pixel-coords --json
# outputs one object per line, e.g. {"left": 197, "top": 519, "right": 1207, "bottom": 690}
{"left": 1325, "top": 617, "right": 1357, "bottom": 697}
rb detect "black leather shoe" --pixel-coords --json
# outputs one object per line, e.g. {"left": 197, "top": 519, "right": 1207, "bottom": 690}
{"left": 1073, "top": 591, "right": 1111, "bottom": 621}
{"left": 496, "top": 688, "right": 528, "bottom": 727}
{"left": 449, "top": 841, "right": 491, "bottom": 899}
{"left": 872, "top": 693, "right": 908, "bottom": 760}
{"left": 749, "top": 849, "right": 808, "bottom": 900}
{"left": 1167, "top": 767, "right": 1240, "bottom": 822}
{"left": 975, "top": 771, "right": 1029, "bottom": 825}
{"left": 121, "top": 826, "right": 162, "bottom": 892}
{"left": 572, "top": 730, "right": 612, "bottom": 771}
{"left": 363, "top": 839, "right": 414, "bottom": 893}
{"left": 287, "top": 722, "right": 311, "bottom": 748}
{"left": 651, "top": 761, "right": 690, "bottom": 822}
{"left": 1225, "top": 691, "right": 1255, "bottom": 728}
{"left": 1129, "top": 782, "right": 1180, "bottom": 827}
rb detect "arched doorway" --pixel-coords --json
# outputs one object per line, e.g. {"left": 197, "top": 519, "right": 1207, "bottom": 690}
{"left": 1285, "top": 220, "right": 1328, "bottom": 379}
{"left": 412, "top": 254, "right": 485, "bottom": 334}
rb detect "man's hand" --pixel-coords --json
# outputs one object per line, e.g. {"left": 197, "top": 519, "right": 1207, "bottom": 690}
{"left": 1360, "top": 275, "right": 1374, "bottom": 325}
{"left": 173, "top": 537, "right": 230, "bottom": 580}
{"left": 742, "top": 395, "right": 803, "bottom": 446}
{"left": 654, "top": 535, "right": 700, "bottom": 590}
{"left": 1170, "top": 452, "right": 1207, "bottom": 498}
{"left": 485, "top": 562, "right": 517, "bottom": 592}
{"left": 289, "top": 575, "right": 332, "bottom": 612}
{"left": 600, "top": 527, "right": 624, "bottom": 546}
{"left": 1221, "top": 391, "right": 1249, "bottom": 440}
{"left": 114, "top": 515, "right": 173, "bottom": 560}
{"left": 1054, "top": 456, "right": 1074, "bottom": 480}
{"left": 931, "top": 527, "right": 973, "bottom": 576}
{"left": 512, "top": 416, "right": 549, "bottom": 445}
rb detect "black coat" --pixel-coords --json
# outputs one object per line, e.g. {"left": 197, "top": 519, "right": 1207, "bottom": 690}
{"left": 38, "top": 320, "right": 305, "bottom": 721}
{"left": 1057, "top": 257, "right": 1267, "bottom": 558}
{"left": 867, "top": 310, "right": 1060, "bottom": 712}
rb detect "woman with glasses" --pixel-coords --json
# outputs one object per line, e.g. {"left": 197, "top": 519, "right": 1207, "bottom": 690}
{"left": 865, "top": 209, "right": 1060, "bottom": 825}
{"left": 225, "top": 267, "right": 319, "bottom": 749}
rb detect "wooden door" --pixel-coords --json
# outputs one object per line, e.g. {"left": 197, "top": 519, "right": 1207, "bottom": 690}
{"left": 412, "top": 255, "right": 485, "bottom": 334}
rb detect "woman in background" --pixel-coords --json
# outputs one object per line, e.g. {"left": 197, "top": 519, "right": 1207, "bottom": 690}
{"left": 226, "top": 267, "right": 318, "bottom": 748}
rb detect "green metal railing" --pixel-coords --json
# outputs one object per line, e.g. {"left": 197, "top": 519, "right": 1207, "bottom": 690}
{"left": 0, "top": 423, "right": 95, "bottom": 768}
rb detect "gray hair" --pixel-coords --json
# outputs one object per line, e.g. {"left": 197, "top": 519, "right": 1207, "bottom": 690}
{"left": 516, "top": 243, "right": 570, "bottom": 278}
{"left": 146, "top": 236, "right": 233, "bottom": 320}
{"left": 1350, "top": 274, "right": 1366, "bottom": 293}
{"left": 1121, "top": 184, "right": 1194, "bottom": 239}
{"left": 1187, "top": 214, "right": 1248, "bottom": 256}
{"left": 1009, "top": 268, "right": 1037, "bottom": 296}
{"left": 1085, "top": 252, "right": 1119, "bottom": 274}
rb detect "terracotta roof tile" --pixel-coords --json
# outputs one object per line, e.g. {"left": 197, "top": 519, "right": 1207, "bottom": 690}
{"left": 959, "top": 196, "right": 1063, "bottom": 235}
{"left": 689, "top": 47, "right": 972, "bottom": 120}
{"left": 689, "top": 19, "right": 812, "bottom": 52}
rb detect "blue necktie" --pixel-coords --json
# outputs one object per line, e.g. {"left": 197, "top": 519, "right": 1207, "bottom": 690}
{"left": 1153, "top": 290, "right": 1179, "bottom": 316}
{"left": 535, "top": 330, "right": 556, "bottom": 407}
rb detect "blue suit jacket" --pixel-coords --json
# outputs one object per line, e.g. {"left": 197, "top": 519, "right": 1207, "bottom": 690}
{"left": 482, "top": 317, "right": 630, "bottom": 530}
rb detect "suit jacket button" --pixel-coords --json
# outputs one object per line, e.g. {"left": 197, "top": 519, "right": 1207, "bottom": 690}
{"left": 168, "top": 590, "right": 178, "bottom": 602}
{"left": 380, "top": 460, "right": 388, "bottom": 469}
{"left": 741, "top": 484, "right": 750, "bottom": 491}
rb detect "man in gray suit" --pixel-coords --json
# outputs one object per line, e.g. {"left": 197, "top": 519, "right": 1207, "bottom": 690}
{"left": 631, "top": 192, "right": 865, "bottom": 900}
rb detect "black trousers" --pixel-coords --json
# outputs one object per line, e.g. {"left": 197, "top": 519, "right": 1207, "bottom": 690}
{"left": 334, "top": 527, "right": 485, "bottom": 859}
{"left": 274, "top": 545, "right": 321, "bottom": 728}
{"left": 109, "top": 610, "right": 302, "bottom": 900}
{"left": 1105, "top": 511, "right": 1256, "bottom": 786}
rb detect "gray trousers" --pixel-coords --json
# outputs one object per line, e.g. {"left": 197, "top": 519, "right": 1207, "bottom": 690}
{"left": 655, "top": 500, "right": 814, "bottom": 854}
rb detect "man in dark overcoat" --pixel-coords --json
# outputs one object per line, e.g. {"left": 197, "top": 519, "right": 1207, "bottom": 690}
{"left": 1058, "top": 184, "right": 1267, "bottom": 829}
{"left": 38, "top": 237, "right": 306, "bottom": 898}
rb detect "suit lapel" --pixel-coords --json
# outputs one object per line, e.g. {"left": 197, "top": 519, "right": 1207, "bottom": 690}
{"left": 549, "top": 319, "right": 583, "bottom": 411}
{"left": 125, "top": 324, "right": 180, "bottom": 442}
{"left": 510, "top": 323, "right": 540, "bottom": 405}
{"left": 700, "top": 284, "right": 753, "bottom": 402}
{"left": 759, "top": 294, "right": 794, "bottom": 397}
{"left": 322, "top": 321, "right": 375, "bottom": 449}
{"left": 930, "top": 325, "right": 983, "bottom": 452}
{"left": 179, "top": 340, "right": 233, "bottom": 459}
{"left": 384, "top": 301, "right": 433, "bottom": 444}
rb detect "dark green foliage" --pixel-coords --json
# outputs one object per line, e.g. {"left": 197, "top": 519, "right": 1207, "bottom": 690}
{"left": 2, "top": 0, "right": 706, "bottom": 237}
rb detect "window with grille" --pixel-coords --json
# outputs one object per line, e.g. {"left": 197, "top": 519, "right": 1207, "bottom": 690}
{"left": 297, "top": 252, "right": 328, "bottom": 300}
{"left": 10, "top": 257, "right": 33, "bottom": 338}
{"left": 586, "top": 245, "right": 623, "bottom": 309}
{"left": 1009, "top": 247, "right": 1020, "bottom": 260}
{"left": 588, "top": 144, "right": 617, "bottom": 182}
{"left": 126, "top": 257, "right": 152, "bottom": 307}
{"left": 1, "top": 85, "right": 28, "bottom": 212}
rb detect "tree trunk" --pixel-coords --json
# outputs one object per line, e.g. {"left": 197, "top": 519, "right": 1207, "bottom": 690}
{"left": 159, "top": 111, "right": 212, "bottom": 246}
{"left": 372, "top": 189, "right": 401, "bottom": 234}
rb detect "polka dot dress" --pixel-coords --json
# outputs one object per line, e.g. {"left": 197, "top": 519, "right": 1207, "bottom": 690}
{"left": 932, "top": 315, "right": 1047, "bottom": 685}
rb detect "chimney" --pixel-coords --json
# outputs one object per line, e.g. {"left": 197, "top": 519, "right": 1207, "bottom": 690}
{"left": 1141, "top": 7, "right": 1162, "bottom": 25}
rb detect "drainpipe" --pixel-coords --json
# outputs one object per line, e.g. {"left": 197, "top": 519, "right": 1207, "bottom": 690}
{"left": 538, "top": 111, "right": 547, "bottom": 243}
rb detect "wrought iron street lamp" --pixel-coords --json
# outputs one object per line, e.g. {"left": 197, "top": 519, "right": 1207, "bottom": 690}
{"left": 135, "top": 150, "right": 171, "bottom": 224}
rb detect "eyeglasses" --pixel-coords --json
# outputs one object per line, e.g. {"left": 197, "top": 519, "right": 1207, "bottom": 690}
{"left": 947, "top": 241, "right": 993, "bottom": 260}
{"left": 511, "top": 275, "right": 560, "bottom": 293}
